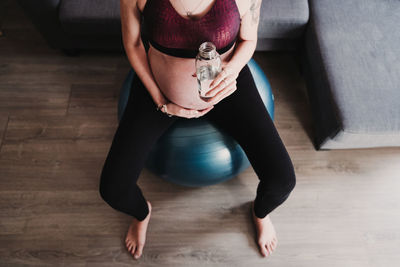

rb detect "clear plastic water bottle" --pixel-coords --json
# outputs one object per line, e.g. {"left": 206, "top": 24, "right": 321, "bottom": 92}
{"left": 195, "top": 42, "right": 222, "bottom": 100}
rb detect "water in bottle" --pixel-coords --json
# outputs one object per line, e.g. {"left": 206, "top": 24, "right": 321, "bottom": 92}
{"left": 195, "top": 42, "right": 221, "bottom": 101}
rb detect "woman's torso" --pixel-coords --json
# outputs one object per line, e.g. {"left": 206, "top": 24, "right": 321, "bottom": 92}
{"left": 137, "top": 0, "right": 246, "bottom": 110}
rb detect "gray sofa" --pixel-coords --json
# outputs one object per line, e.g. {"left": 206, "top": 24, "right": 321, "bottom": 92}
{"left": 302, "top": 0, "right": 400, "bottom": 149}
{"left": 16, "top": 0, "right": 309, "bottom": 52}
{"left": 17, "top": 0, "right": 400, "bottom": 150}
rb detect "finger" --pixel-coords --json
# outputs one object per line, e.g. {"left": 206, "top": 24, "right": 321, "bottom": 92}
{"left": 182, "top": 109, "right": 200, "bottom": 118}
{"left": 205, "top": 81, "right": 223, "bottom": 97}
{"left": 217, "top": 86, "right": 236, "bottom": 104}
{"left": 207, "top": 76, "right": 235, "bottom": 97}
{"left": 209, "top": 69, "right": 228, "bottom": 89}
{"left": 207, "top": 82, "right": 236, "bottom": 105}
{"left": 203, "top": 87, "right": 225, "bottom": 104}
{"left": 199, "top": 105, "right": 214, "bottom": 114}
{"left": 198, "top": 105, "right": 214, "bottom": 112}
{"left": 192, "top": 106, "right": 214, "bottom": 118}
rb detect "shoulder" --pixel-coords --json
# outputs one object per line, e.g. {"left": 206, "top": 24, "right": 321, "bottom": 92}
{"left": 137, "top": 0, "right": 149, "bottom": 14}
{"left": 235, "top": 0, "right": 257, "bottom": 20}
{"left": 121, "top": 0, "right": 142, "bottom": 12}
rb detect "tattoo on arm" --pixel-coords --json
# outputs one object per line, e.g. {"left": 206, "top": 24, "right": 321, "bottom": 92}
{"left": 250, "top": 0, "right": 261, "bottom": 25}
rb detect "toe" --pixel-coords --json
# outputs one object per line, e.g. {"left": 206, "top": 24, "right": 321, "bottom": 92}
{"left": 267, "top": 243, "right": 273, "bottom": 254}
{"left": 265, "top": 243, "right": 271, "bottom": 256}
{"left": 271, "top": 240, "right": 277, "bottom": 250}
{"left": 130, "top": 244, "right": 136, "bottom": 254}
{"left": 130, "top": 244, "right": 137, "bottom": 253}
{"left": 134, "top": 243, "right": 144, "bottom": 259}
{"left": 258, "top": 241, "right": 268, "bottom": 257}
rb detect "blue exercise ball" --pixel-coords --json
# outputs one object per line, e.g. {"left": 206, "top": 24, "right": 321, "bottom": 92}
{"left": 118, "top": 58, "right": 274, "bottom": 187}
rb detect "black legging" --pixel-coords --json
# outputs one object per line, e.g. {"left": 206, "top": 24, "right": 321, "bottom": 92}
{"left": 99, "top": 63, "right": 296, "bottom": 221}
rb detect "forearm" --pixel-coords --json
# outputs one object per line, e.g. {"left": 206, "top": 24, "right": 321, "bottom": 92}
{"left": 124, "top": 42, "right": 169, "bottom": 107}
{"left": 225, "top": 39, "right": 257, "bottom": 74}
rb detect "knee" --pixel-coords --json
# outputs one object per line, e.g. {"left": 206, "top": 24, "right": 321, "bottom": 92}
{"left": 99, "top": 171, "right": 125, "bottom": 213}
{"left": 283, "top": 160, "right": 296, "bottom": 192}
{"left": 266, "top": 145, "right": 296, "bottom": 194}
{"left": 98, "top": 163, "right": 141, "bottom": 209}
{"left": 257, "top": 157, "right": 297, "bottom": 200}
{"left": 99, "top": 172, "right": 110, "bottom": 203}
{"left": 279, "top": 157, "right": 296, "bottom": 195}
{"left": 280, "top": 171, "right": 296, "bottom": 203}
{"left": 98, "top": 155, "right": 122, "bottom": 202}
{"left": 276, "top": 150, "right": 296, "bottom": 190}
{"left": 98, "top": 165, "right": 116, "bottom": 205}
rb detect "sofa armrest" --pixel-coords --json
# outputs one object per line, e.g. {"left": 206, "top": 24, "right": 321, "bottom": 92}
{"left": 17, "top": 0, "right": 71, "bottom": 49}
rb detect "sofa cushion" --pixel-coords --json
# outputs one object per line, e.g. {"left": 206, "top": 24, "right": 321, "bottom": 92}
{"left": 259, "top": 0, "right": 309, "bottom": 39}
{"left": 59, "top": 0, "right": 309, "bottom": 39}
{"left": 303, "top": 0, "right": 400, "bottom": 149}
{"left": 59, "top": 0, "right": 121, "bottom": 36}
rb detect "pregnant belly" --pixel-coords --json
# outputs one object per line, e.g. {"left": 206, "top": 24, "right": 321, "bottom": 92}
{"left": 148, "top": 47, "right": 215, "bottom": 110}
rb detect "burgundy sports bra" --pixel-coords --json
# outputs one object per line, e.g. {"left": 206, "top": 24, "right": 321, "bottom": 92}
{"left": 141, "top": 0, "right": 241, "bottom": 58}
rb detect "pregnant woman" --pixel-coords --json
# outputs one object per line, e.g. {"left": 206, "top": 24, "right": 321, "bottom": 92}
{"left": 100, "top": 0, "right": 296, "bottom": 260}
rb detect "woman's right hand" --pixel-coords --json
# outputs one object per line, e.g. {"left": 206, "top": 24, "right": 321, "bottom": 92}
{"left": 162, "top": 102, "right": 214, "bottom": 119}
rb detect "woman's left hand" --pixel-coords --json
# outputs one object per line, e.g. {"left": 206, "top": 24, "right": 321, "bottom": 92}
{"left": 192, "top": 63, "right": 240, "bottom": 105}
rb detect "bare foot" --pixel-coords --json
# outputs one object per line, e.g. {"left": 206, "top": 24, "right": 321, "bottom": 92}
{"left": 251, "top": 200, "right": 278, "bottom": 257}
{"left": 125, "top": 200, "right": 152, "bottom": 260}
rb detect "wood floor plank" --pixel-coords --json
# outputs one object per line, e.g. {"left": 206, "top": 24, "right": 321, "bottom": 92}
{"left": 0, "top": 61, "right": 118, "bottom": 85}
{"left": 4, "top": 114, "right": 117, "bottom": 141}
{"left": 67, "top": 83, "right": 119, "bottom": 116}
{"left": 0, "top": 112, "right": 8, "bottom": 148}
{"left": 0, "top": 83, "right": 70, "bottom": 116}
{"left": 0, "top": 139, "right": 108, "bottom": 191}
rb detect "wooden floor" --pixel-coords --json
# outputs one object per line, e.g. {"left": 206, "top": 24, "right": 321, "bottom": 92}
{"left": 1, "top": 1, "right": 400, "bottom": 266}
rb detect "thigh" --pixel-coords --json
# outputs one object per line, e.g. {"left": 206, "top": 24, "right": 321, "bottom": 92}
{"left": 112, "top": 73, "right": 177, "bottom": 157}
{"left": 205, "top": 64, "right": 294, "bottom": 185}
{"left": 101, "top": 73, "right": 178, "bottom": 188}
{"left": 205, "top": 63, "right": 274, "bottom": 137}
